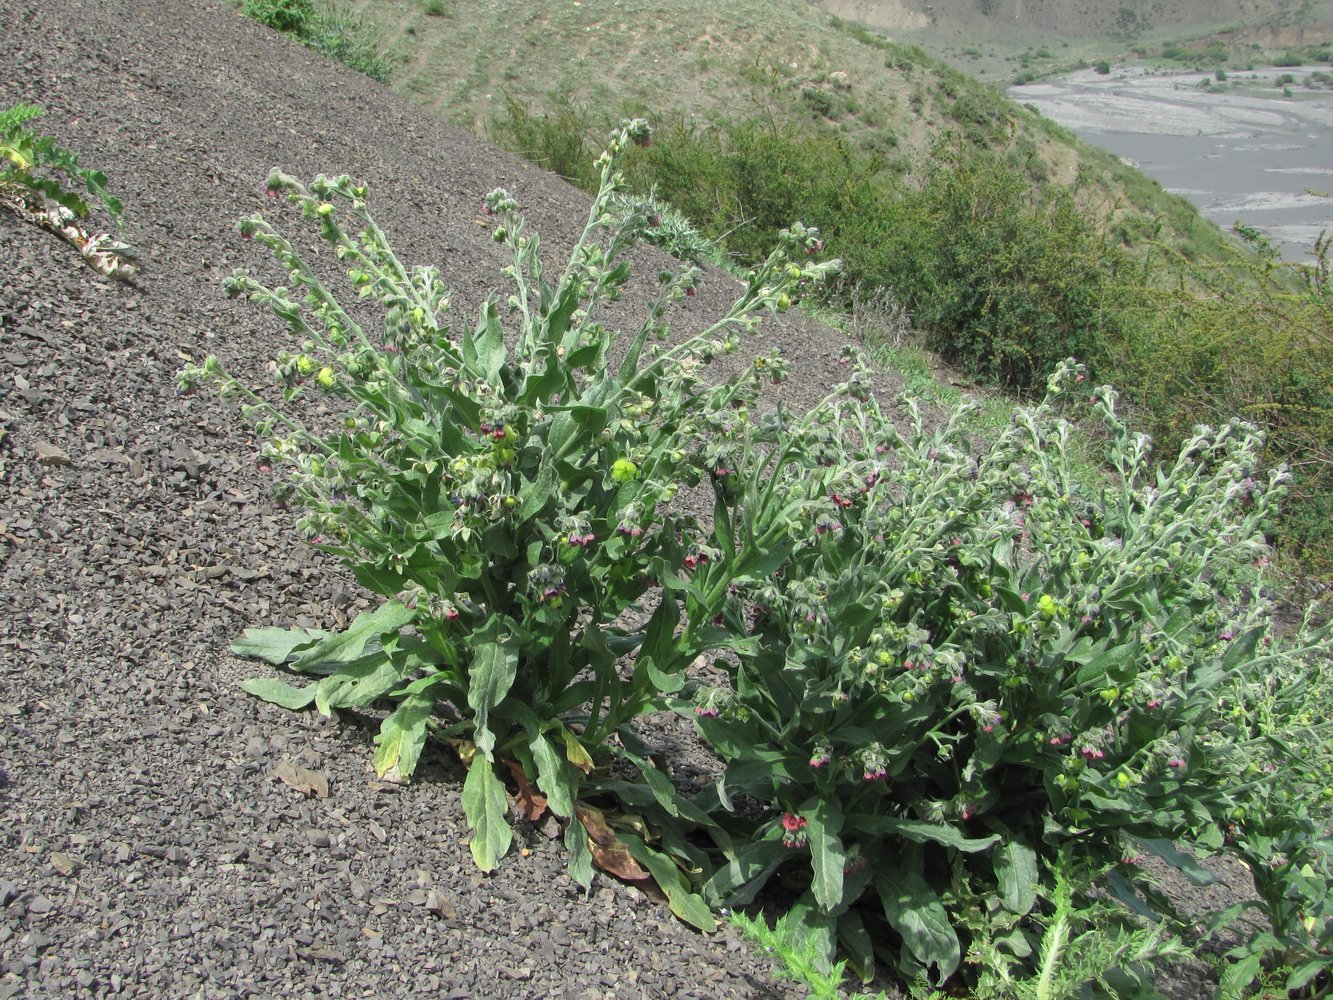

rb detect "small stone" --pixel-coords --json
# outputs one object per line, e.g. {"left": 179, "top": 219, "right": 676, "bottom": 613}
{"left": 33, "top": 441, "right": 70, "bottom": 467}
{"left": 49, "top": 852, "right": 79, "bottom": 877}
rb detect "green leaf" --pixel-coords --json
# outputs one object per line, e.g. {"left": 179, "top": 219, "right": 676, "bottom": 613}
{"left": 837, "top": 910, "right": 877, "bottom": 983}
{"left": 994, "top": 840, "right": 1039, "bottom": 917}
{"left": 564, "top": 813, "right": 594, "bottom": 890}
{"left": 849, "top": 814, "right": 1000, "bottom": 853}
{"left": 295, "top": 601, "right": 414, "bottom": 670}
{"left": 621, "top": 834, "right": 716, "bottom": 932}
{"left": 371, "top": 691, "right": 434, "bottom": 780}
{"left": 807, "top": 798, "right": 846, "bottom": 911}
{"left": 462, "top": 754, "right": 512, "bottom": 871}
{"left": 703, "top": 839, "right": 788, "bottom": 907}
{"left": 314, "top": 651, "right": 400, "bottom": 715}
{"left": 1219, "top": 955, "right": 1261, "bottom": 996}
{"left": 1287, "top": 957, "right": 1331, "bottom": 993}
{"left": 239, "top": 676, "right": 317, "bottom": 710}
{"left": 875, "top": 866, "right": 961, "bottom": 982}
{"left": 712, "top": 486, "right": 734, "bottom": 560}
{"left": 466, "top": 616, "right": 520, "bottom": 761}
{"left": 784, "top": 897, "right": 838, "bottom": 974}
{"left": 633, "top": 593, "right": 685, "bottom": 693}
{"left": 565, "top": 404, "right": 608, "bottom": 434}
{"left": 465, "top": 299, "right": 507, "bottom": 384}
{"left": 518, "top": 462, "right": 557, "bottom": 521}
{"left": 231, "top": 626, "right": 323, "bottom": 665}
{"left": 547, "top": 279, "right": 583, "bottom": 351}
{"left": 529, "top": 732, "right": 577, "bottom": 818}
{"left": 547, "top": 410, "right": 580, "bottom": 459}
{"left": 1131, "top": 837, "right": 1215, "bottom": 886}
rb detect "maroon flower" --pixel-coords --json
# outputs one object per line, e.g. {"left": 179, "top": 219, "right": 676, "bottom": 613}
{"left": 780, "top": 813, "right": 808, "bottom": 848}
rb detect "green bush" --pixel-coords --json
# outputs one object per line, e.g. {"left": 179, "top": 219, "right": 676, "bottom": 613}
{"left": 241, "top": 0, "right": 390, "bottom": 83}
{"left": 242, "top": 0, "right": 312, "bottom": 33}
{"left": 688, "top": 360, "right": 1333, "bottom": 986}
{"left": 303, "top": 3, "right": 392, "bottom": 83}
{"left": 1110, "top": 236, "right": 1333, "bottom": 574}
{"left": 870, "top": 142, "right": 1132, "bottom": 391}
{"left": 184, "top": 122, "right": 836, "bottom": 894}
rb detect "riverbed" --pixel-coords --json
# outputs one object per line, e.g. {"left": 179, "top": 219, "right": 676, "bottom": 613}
{"left": 1012, "top": 66, "right": 1333, "bottom": 262}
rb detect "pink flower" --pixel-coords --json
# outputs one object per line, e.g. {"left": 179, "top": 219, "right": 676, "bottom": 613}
{"left": 693, "top": 706, "right": 719, "bottom": 718}
{"left": 1081, "top": 746, "right": 1105, "bottom": 760}
{"left": 780, "top": 813, "right": 808, "bottom": 848}
{"left": 1168, "top": 757, "right": 1186, "bottom": 769}
{"left": 1049, "top": 733, "right": 1072, "bottom": 746}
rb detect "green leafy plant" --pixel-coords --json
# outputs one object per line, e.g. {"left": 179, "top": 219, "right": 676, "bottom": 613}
{"left": 730, "top": 909, "right": 889, "bottom": 1000}
{"left": 242, "top": 0, "right": 312, "bottom": 33}
{"left": 959, "top": 850, "right": 1187, "bottom": 999}
{"left": 241, "top": 0, "right": 391, "bottom": 83}
{"left": 1, "top": 103, "right": 122, "bottom": 226}
{"left": 681, "top": 358, "right": 1333, "bottom": 986}
{"left": 182, "top": 122, "right": 836, "bottom": 896}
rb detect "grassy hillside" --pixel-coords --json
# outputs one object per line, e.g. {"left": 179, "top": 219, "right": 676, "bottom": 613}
{"left": 335, "top": 0, "right": 1234, "bottom": 257}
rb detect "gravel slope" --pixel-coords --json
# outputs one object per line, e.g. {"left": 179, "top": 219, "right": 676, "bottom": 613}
{"left": 0, "top": 1, "right": 873, "bottom": 996}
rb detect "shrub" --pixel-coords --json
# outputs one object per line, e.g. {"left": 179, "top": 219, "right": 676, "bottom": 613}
{"left": 241, "top": 0, "right": 390, "bottom": 83}
{"left": 870, "top": 142, "right": 1131, "bottom": 392}
{"left": 303, "top": 3, "right": 392, "bottom": 83}
{"left": 686, "top": 359, "right": 1333, "bottom": 986}
{"left": 1095, "top": 61, "right": 1111, "bottom": 75}
{"left": 1111, "top": 233, "right": 1333, "bottom": 574}
{"left": 242, "top": 0, "right": 312, "bottom": 34}
{"left": 182, "top": 122, "right": 836, "bottom": 899}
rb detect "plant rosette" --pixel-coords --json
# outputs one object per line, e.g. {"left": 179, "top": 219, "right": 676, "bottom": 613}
{"left": 180, "top": 120, "right": 838, "bottom": 898}
{"left": 681, "top": 359, "right": 1333, "bottom": 986}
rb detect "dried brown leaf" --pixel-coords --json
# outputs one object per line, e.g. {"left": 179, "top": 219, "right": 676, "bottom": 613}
{"left": 271, "top": 760, "right": 329, "bottom": 798}
{"left": 576, "top": 803, "right": 649, "bottom": 882}
{"left": 503, "top": 759, "right": 548, "bottom": 823}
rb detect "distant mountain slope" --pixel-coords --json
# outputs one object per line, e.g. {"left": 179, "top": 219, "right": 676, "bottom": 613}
{"left": 811, "top": 0, "right": 1295, "bottom": 39}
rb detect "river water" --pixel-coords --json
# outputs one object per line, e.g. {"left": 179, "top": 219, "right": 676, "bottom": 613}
{"left": 1012, "top": 66, "right": 1333, "bottom": 262}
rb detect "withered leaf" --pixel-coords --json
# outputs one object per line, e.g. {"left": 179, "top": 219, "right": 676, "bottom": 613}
{"left": 504, "top": 759, "right": 548, "bottom": 823}
{"left": 271, "top": 760, "right": 329, "bottom": 798}
{"left": 575, "top": 803, "right": 649, "bottom": 882}
{"left": 425, "top": 889, "right": 457, "bottom": 919}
